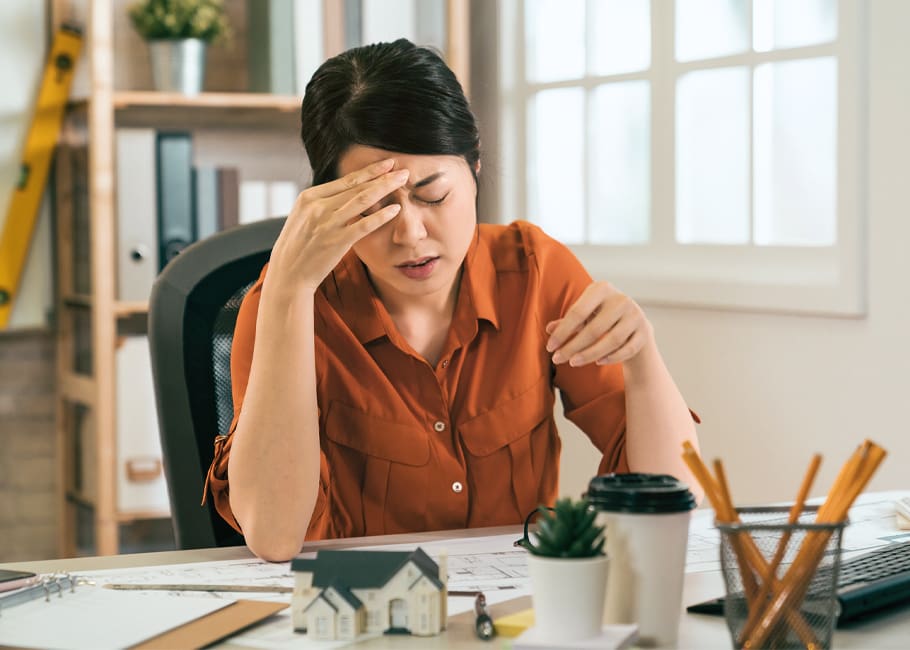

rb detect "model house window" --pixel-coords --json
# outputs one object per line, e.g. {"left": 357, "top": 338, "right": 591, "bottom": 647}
{"left": 339, "top": 615, "right": 352, "bottom": 637}
{"left": 315, "top": 616, "right": 330, "bottom": 637}
{"left": 499, "top": 0, "right": 864, "bottom": 315}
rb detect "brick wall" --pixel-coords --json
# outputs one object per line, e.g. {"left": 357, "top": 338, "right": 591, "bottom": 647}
{"left": 0, "top": 330, "right": 58, "bottom": 562}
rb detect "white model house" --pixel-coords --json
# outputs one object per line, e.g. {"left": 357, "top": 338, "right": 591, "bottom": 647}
{"left": 290, "top": 547, "right": 447, "bottom": 641}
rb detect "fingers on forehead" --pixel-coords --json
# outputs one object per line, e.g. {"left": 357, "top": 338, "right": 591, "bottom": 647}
{"left": 312, "top": 159, "right": 396, "bottom": 198}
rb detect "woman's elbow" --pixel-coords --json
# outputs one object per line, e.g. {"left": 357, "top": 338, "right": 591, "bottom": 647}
{"left": 244, "top": 527, "right": 305, "bottom": 562}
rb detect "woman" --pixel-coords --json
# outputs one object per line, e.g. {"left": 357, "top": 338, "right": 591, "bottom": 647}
{"left": 206, "top": 39, "right": 701, "bottom": 562}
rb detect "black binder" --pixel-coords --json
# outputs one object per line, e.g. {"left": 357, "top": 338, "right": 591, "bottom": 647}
{"left": 156, "top": 132, "right": 196, "bottom": 270}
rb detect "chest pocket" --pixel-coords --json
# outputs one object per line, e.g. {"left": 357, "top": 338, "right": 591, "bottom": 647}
{"left": 458, "top": 376, "right": 555, "bottom": 522}
{"left": 324, "top": 401, "right": 430, "bottom": 536}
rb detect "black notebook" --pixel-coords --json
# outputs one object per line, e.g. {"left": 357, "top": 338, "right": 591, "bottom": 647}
{"left": 687, "top": 540, "right": 910, "bottom": 625}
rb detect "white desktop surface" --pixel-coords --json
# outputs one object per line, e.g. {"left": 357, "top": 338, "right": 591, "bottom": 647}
{"left": 3, "top": 513, "right": 910, "bottom": 648}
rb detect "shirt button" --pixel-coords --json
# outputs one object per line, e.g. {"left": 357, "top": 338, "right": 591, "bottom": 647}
{"left": 452, "top": 481, "right": 463, "bottom": 493}
{"left": 441, "top": 359, "right": 449, "bottom": 368}
{"left": 434, "top": 421, "right": 446, "bottom": 432}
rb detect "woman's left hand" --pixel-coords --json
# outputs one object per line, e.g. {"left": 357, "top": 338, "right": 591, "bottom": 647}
{"left": 546, "top": 281, "right": 655, "bottom": 367}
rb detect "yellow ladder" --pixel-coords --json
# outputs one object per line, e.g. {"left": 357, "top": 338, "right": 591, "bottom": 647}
{"left": 0, "top": 25, "right": 82, "bottom": 328}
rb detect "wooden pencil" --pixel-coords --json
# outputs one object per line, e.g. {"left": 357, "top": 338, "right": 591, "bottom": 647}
{"left": 681, "top": 444, "right": 819, "bottom": 648}
{"left": 737, "top": 453, "right": 822, "bottom": 645}
{"left": 744, "top": 441, "right": 887, "bottom": 649}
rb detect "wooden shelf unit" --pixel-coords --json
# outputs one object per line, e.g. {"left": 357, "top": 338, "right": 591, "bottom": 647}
{"left": 52, "top": 0, "right": 470, "bottom": 557}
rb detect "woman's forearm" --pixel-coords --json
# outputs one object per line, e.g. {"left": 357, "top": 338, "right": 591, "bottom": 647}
{"left": 622, "top": 340, "right": 704, "bottom": 502}
{"left": 227, "top": 284, "right": 321, "bottom": 561}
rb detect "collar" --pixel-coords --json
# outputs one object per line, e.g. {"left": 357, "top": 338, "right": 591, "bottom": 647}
{"left": 331, "top": 225, "right": 501, "bottom": 346}
{"left": 460, "top": 226, "right": 500, "bottom": 331}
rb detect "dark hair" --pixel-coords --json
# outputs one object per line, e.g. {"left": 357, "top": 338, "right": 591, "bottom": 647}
{"left": 300, "top": 39, "right": 480, "bottom": 186}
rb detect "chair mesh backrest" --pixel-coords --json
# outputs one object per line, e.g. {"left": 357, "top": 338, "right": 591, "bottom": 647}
{"left": 180, "top": 254, "right": 270, "bottom": 548}
{"left": 211, "top": 282, "right": 255, "bottom": 437}
{"left": 151, "top": 217, "right": 284, "bottom": 549}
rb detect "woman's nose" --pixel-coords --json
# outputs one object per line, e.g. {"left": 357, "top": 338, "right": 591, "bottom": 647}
{"left": 391, "top": 202, "right": 428, "bottom": 247}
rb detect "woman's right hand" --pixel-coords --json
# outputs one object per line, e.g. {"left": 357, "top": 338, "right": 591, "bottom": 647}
{"left": 266, "top": 158, "right": 409, "bottom": 292}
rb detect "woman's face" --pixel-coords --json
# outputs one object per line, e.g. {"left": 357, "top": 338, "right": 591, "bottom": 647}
{"left": 337, "top": 145, "right": 478, "bottom": 308}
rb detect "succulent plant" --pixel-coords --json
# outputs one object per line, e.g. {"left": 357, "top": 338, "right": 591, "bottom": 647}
{"left": 129, "top": 0, "right": 232, "bottom": 44}
{"left": 520, "top": 497, "right": 606, "bottom": 558}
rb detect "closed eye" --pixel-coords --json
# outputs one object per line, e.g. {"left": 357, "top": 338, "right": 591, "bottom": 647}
{"left": 416, "top": 192, "right": 449, "bottom": 206}
{"left": 361, "top": 191, "right": 449, "bottom": 218}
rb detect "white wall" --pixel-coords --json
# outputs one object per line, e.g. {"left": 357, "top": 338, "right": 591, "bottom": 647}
{"left": 0, "top": 1, "right": 52, "bottom": 329}
{"left": 559, "top": 0, "right": 910, "bottom": 505}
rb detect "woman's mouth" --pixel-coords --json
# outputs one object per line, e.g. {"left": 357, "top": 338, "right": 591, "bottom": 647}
{"left": 396, "top": 256, "right": 440, "bottom": 279}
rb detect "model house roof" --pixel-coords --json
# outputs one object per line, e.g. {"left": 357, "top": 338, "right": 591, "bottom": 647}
{"left": 291, "top": 548, "right": 440, "bottom": 590}
{"left": 303, "top": 592, "right": 337, "bottom": 614}
{"left": 326, "top": 581, "right": 364, "bottom": 609}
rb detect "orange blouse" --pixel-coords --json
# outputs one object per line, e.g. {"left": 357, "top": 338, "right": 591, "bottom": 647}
{"left": 206, "top": 221, "right": 630, "bottom": 540}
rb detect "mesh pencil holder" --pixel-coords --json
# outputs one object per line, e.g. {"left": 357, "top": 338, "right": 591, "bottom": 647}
{"left": 716, "top": 506, "right": 847, "bottom": 650}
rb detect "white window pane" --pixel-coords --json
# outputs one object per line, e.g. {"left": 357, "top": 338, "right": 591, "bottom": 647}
{"left": 528, "top": 88, "right": 585, "bottom": 243}
{"left": 590, "top": 0, "right": 650, "bottom": 76}
{"left": 754, "top": 58, "right": 836, "bottom": 246}
{"left": 525, "top": 0, "right": 585, "bottom": 82}
{"left": 676, "top": 0, "right": 749, "bottom": 62}
{"left": 676, "top": 67, "right": 750, "bottom": 244}
{"left": 753, "top": 0, "right": 837, "bottom": 52}
{"left": 590, "top": 82, "right": 650, "bottom": 244}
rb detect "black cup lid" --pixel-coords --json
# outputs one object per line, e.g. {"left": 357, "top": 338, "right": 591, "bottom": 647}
{"left": 586, "top": 473, "right": 696, "bottom": 513}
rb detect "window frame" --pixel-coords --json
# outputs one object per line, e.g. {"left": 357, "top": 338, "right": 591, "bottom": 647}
{"left": 497, "top": 0, "right": 866, "bottom": 317}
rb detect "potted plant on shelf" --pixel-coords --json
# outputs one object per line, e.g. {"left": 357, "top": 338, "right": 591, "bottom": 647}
{"left": 128, "top": 0, "right": 231, "bottom": 95}
{"left": 519, "top": 497, "right": 609, "bottom": 642}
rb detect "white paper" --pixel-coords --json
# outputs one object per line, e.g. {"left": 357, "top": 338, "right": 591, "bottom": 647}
{"left": 683, "top": 490, "right": 910, "bottom": 573}
{"left": 68, "top": 534, "right": 532, "bottom": 649}
{"left": 0, "top": 586, "right": 230, "bottom": 650}
{"left": 80, "top": 557, "right": 295, "bottom": 600}
{"left": 231, "top": 609, "right": 369, "bottom": 650}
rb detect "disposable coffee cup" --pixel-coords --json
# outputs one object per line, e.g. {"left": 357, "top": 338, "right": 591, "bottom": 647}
{"left": 587, "top": 473, "right": 696, "bottom": 647}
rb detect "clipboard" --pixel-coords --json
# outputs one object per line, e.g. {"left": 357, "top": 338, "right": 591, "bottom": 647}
{"left": 133, "top": 600, "right": 287, "bottom": 649}
{"left": 0, "top": 573, "right": 287, "bottom": 649}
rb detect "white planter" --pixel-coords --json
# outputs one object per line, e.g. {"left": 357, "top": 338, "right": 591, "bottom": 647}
{"left": 526, "top": 554, "right": 609, "bottom": 642}
{"left": 148, "top": 38, "right": 207, "bottom": 95}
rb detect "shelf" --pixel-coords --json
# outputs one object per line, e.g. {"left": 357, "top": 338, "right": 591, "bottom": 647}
{"left": 115, "top": 301, "right": 149, "bottom": 318}
{"left": 117, "top": 509, "right": 172, "bottom": 523}
{"left": 66, "top": 489, "right": 95, "bottom": 510}
{"left": 62, "top": 293, "right": 93, "bottom": 309}
{"left": 60, "top": 372, "right": 95, "bottom": 406}
{"left": 66, "top": 490, "right": 169, "bottom": 523}
{"left": 64, "top": 295, "right": 147, "bottom": 318}
{"left": 111, "top": 91, "right": 302, "bottom": 130}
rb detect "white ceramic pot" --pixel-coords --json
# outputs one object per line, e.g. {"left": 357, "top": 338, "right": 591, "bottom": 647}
{"left": 526, "top": 553, "right": 609, "bottom": 642}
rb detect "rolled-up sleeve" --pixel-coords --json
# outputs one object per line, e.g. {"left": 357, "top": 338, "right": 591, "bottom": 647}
{"left": 526, "top": 229, "right": 628, "bottom": 474}
{"left": 202, "top": 265, "right": 332, "bottom": 538}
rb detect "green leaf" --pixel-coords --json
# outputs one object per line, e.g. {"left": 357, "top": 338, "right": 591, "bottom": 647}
{"left": 571, "top": 523, "right": 604, "bottom": 556}
{"left": 573, "top": 507, "right": 597, "bottom": 536}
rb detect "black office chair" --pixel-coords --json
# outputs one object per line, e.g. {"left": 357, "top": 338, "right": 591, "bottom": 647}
{"left": 148, "top": 217, "right": 285, "bottom": 549}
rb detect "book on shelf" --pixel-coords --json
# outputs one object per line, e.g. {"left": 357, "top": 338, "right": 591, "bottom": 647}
{"left": 239, "top": 179, "right": 299, "bottom": 224}
{"left": 216, "top": 167, "right": 240, "bottom": 231}
{"left": 294, "top": 0, "right": 324, "bottom": 95}
{"left": 155, "top": 132, "right": 195, "bottom": 271}
{"left": 116, "top": 128, "right": 160, "bottom": 302}
{"left": 116, "top": 336, "right": 170, "bottom": 515}
{"left": 247, "top": 0, "right": 297, "bottom": 95}
{"left": 193, "top": 166, "right": 219, "bottom": 240}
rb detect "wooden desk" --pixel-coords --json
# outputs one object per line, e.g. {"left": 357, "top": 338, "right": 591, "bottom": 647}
{"left": 3, "top": 525, "right": 909, "bottom": 648}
